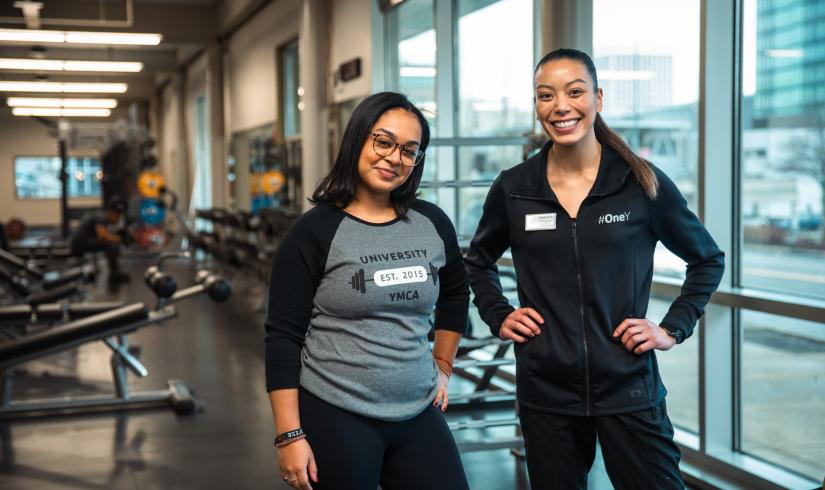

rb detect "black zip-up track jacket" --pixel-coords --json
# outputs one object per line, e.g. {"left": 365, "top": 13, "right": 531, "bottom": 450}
{"left": 465, "top": 142, "right": 724, "bottom": 416}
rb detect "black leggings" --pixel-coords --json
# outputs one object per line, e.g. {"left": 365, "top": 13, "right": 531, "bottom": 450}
{"left": 298, "top": 388, "right": 469, "bottom": 490}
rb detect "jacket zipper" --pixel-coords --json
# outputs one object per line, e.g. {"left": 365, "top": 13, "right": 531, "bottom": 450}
{"left": 572, "top": 220, "right": 591, "bottom": 415}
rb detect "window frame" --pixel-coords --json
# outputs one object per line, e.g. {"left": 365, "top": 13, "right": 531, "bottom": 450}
{"left": 13, "top": 154, "right": 103, "bottom": 200}
{"left": 379, "top": 0, "right": 824, "bottom": 486}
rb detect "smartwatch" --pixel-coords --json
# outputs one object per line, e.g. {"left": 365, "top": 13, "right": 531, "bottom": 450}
{"left": 661, "top": 324, "right": 684, "bottom": 344}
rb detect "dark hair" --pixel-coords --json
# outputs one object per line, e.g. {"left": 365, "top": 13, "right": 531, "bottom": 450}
{"left": 106, "top": 195, "right": 127, "bottom": 214}
{"left": 534, "top": 48, "right": 659, "bottom": 199}
{"left": 310, "top": 92, "right": 430, "bottom": 218}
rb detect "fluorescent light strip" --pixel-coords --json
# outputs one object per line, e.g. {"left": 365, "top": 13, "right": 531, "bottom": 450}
{"left": 0, "top": 28, "right": 64, "bottom": 43}
{"left": 0, "top": 59, "right": 63, "bottom": 70}
{"left": 0, "top": 28, "right": 162, "bottom": 46}
{"left": 12, "top": 107, "right": 111, "bottom": 117}
{"left": 0, "top": 81, "right": 127, "bottom": 93}
{"left": 63, "top": 61, "right": 143, "bottom": 72}
{"left": 65, "top": 32, "right": 162, "bottom": 46}
{"left": 0, "top": 58, "right": 142, "bottom": 72}
{"left": 7, "top": 97, "right": 117, "bottom": 108}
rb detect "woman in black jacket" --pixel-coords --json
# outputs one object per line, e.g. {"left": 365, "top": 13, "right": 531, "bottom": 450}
{"left": 465, "top": 48, "right": 724, "bottom": 489}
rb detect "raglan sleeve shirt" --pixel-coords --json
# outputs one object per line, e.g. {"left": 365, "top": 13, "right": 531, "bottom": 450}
{"left": 264, "top": 202, "right": 470, "bottom": 397}
{"left": 264, "top": 208, "right": 338, "bottom": 392}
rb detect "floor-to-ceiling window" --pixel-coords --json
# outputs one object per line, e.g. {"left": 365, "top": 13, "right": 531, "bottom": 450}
{"left": 385, "top": 0, "right": 535, "bottom": 242}
{"left": 381, "top": 0, "right": 824, "bottom": 486}
{"left": 739, "top": 0, "right": 825, "bottom": 480}
{"left": 593, "top": 0, "right": 701, "bottom": 436}
{"left": 191, "top": 94, "right": 212, "bottom": 213}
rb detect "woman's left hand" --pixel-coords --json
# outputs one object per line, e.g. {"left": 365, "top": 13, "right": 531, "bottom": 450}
{"left": 433, "top": 368, "right": 450, "bottom": 412}
{"left": 613, "top": 318, "right": 676, "bottom": 354}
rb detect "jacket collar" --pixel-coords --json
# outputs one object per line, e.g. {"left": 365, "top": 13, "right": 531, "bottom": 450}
{"left": 514, "top": 140, "right": 631, "bottom": 199}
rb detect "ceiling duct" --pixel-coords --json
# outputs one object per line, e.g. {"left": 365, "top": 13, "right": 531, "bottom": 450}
{"left": 1, "top": 0, "right": 134, "bottom": 28}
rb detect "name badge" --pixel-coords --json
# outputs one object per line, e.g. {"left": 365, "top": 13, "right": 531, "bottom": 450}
{"left": 525, "top": 213, "right": 556, "bottom": 231}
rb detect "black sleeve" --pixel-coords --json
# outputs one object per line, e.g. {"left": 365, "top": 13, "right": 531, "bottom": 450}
{"left": 649, "top": 168, "right": 725, "bottom": 342}
{"left": 463, "top": 175, "right": 515, "bottom": 338}
{"left": 264, "top": 207, "right": 340, "bottom": 391}
{"left": 413, "top": 201, "right": 470, "bottom": 334}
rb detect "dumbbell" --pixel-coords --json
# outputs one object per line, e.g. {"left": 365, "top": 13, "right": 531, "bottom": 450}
{"left": 349, "top": 263, "right": 439, "bottom": 294}
{"left": 194, "top": 270, "right": 232, "bottom": 302}
{"left": 144, "top": 266, "right": 177, "bottom": 298}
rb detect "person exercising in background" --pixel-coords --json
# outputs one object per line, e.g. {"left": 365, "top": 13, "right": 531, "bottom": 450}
{"left": 69, "top": 197, "right": 130, "bottom": 286}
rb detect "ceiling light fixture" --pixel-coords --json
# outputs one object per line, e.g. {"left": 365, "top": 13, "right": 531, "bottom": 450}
{"left": 0, "top": 81, "right": 128, "bottom": 93}
{"left": 7, "top": 97, "right": 117, "bottom": 108}
{"left": 12, "top": 107, "right": 111, "bottom": 117}
{"left": 0, "top": 58, "right": 142, "bottom": 72}
{"left": 0, "top": 28, "right": 162, "bottom": 46}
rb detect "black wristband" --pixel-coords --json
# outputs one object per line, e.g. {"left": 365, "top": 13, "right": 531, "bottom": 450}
{"left": 274, "top": 428, "right": 304, "bottom": 446}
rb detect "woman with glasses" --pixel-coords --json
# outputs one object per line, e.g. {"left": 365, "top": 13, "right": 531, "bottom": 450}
{"left": 465, "top": 49, "right": 724, "bottom": 489}
{"left": 264, "top": 92, "right": 470, "bottom": 490}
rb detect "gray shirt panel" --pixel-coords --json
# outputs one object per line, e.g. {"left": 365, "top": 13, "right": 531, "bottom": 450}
{"left": 299, "top": 209, "right": 446, "bottom": 421}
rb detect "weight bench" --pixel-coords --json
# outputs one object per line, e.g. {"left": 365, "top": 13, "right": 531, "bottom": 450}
{"left": 0, "top": 302, "right": 196, "bottom": 418}
{"left": 0, "top": 301, "right": 124, "bottom": 324}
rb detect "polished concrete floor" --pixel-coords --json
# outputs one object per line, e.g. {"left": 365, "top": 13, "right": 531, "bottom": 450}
{"left": 0, "top": 254, "right": 621, "bottom": 489}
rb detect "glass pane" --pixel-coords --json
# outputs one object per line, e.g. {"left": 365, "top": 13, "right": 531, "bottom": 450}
{"left": 741, "top": 0, "right": 825, "bottom": 299}
{"left": 388, "top": 0, "right": 437, "bottom": 134}
{"left": 647, "top": 296, "right": 698, "bottom": 433}
{"left": 457, "top": 186, "right": 489, "bottom": 239}
{"left": 741, "top": 310, "right": 825, "bottom": 480}
{"left": 282, "top": 40, "right": 301, "bottom": 138}
{"left": 457, "top": 0, "right": 533, "bottom": 137}
{"left": 15, "top": 156, "right": 101, "bottom": 199}
{"left": 457, "top": 145, "right": 523, "bottom": 181}
{"left": 421, "top": 145, "right": 437, "bottom": 182}
{"left": 437, "top": 187, "right": 456, "bottom": 225}
{"left": 593, "top": 0, "right": 701, "bottom": 439}
{"left": 418, "top": 187, "right": 437, "bottom": 205}
{"left": 593, "top": 0, "right": 701, "bottom": 278}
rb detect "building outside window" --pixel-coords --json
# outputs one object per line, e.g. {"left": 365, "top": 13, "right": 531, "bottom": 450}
{"left": 740, "top": 0, "right": 825, "bottom": 480}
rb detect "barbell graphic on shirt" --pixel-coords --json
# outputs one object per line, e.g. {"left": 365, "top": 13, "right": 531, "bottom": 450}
{"left": 349, "top": 264, "right": 439, "bottom": 294}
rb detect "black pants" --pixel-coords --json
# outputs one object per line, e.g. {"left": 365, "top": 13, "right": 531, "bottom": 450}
{"left": 298, "top": 388, "right": 469, "bottom": 490}
{"left": 71, "top": 240, "right": 120, "bottom": 274}
{"left": 519, "top": 401, "right": 684, "bottom": 490}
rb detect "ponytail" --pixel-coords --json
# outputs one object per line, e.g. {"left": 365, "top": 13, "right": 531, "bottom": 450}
{"left": 594, "top": 114, "right": 658, "bottom": 199}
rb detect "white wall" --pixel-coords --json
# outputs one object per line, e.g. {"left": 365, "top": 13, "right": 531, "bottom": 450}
{"left": 0, "top": 111, "right": 100, "bottom": 226}
{"left": 225, "top": 0, "right": 302, "bottom": 134}
{"left": 329, "top": 0, "right": 373, "bottom": 104}
{"left": 159, "top": 81, "right": 185, "bottom": 207}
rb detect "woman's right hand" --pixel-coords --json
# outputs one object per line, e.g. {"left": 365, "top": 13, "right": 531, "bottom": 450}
{"left": 499, "top": 308, "right": 544, "bottom": 343}
{"left": 278, "top": 438, "right": 318, "bottom": 490}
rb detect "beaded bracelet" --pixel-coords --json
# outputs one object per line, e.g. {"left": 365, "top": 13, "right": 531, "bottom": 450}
{"left": 274, "top": 428, "right": 305, "bottom": 448}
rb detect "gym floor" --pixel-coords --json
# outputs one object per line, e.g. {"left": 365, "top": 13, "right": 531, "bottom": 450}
{"left": 0, "top": 256, "right": 618, "bottom": 490}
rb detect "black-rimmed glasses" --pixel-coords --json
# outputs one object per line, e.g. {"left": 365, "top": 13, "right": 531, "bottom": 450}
{"left": 370, "top": 132, "right": 424, "bottom": 167}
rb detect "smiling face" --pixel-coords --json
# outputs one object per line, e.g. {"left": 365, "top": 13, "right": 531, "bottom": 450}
{"left": 355, "top": 108, "right": 423, "bottom": 200}
{"left": 534, "top": 58, "right": 603, "bottom": 148}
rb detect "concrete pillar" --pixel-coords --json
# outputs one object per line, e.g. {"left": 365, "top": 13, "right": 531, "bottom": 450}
{"left": 207, "top": 43, "right": 227, "bottom": 209}
{"left": 298, "top": 0, "right": 329, "bottom": 211}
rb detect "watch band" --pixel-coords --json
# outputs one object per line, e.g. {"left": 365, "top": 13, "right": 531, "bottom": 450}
{"left": 661, "top": 325, "right": 684, "bottom": 343}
